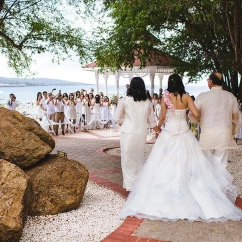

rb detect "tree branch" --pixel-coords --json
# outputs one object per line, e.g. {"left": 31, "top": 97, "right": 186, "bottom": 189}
{"left": 0, "top": 30, "right": 22, "bottom": 50}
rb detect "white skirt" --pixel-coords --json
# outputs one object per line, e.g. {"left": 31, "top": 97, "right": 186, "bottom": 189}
{"left": 120, "top": 133, "right": 147, "bottom": 191}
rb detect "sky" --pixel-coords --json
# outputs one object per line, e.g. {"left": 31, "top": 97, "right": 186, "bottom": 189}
{"left": 0, "top": 52, "right": 209, "bottom": 89}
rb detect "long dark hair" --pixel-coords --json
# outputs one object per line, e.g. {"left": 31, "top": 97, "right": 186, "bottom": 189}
{"left": 95, "top": 94, "right": 100, "bottom": 104}
{"left": 167, "top": 74, "right": 187, "bottom": 101}
{"left": 127, "top": 77, "right": 147, "bottom": 101}
{"left": 36, "top": 92, "right": 42, "bottom": 101}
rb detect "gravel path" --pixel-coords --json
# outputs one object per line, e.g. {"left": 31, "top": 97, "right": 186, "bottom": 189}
{"left": 106, "top": 142, "right": 242, "bottom": 196}
{"left": 20, "top": 182, "right": 125, "bottom": 242}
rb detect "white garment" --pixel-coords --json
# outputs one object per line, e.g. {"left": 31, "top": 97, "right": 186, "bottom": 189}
{"left": 120, "top": 133, "right": 146, "bottom": 191}
{"left": 115, "top": 96, "right": 156, "bottom": 135}
{"left": 6, "top": 100, "right": 18, "bottom": 110}
{"left": 76, "top": 98, "right": 82, "bottom": 114}
{"left": 203, "top": 149, "right": 229, "bottom": 167}
{"left": 55, "top": 100, "right": 65, "bottom": 113}
{"left": 120, "top": 108, "right": 242, "bottom": 222}
{"left": 93, "top": 103, "right": 101, "bottom": 119}
{"left": 82, "top": 101, "right": 91, "bottom": 124}
{"left": 189, "top": 87, "right": 240, "bottom": 150}
{"left": 66, "top": 101, "right": 76, "bottom": 120}
{"left": 101, "top": 102, "right": 111, "bottom": 122}
{"left": 40, "top": 98, "right": 48, "bottom": 111}
{"left": 46, "top": 99, "right": 55, "bottom": 115}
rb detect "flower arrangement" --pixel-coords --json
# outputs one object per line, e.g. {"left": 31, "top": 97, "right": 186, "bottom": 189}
{"left": 110, "top": 94, "right": 118, "bottom": 105}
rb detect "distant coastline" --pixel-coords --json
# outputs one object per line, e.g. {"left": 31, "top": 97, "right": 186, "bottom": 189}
{"left": 0, "top": 76, "right": 92, "bottom": 86}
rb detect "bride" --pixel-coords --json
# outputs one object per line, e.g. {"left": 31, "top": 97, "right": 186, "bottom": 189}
{"left": 120, "top": 74, "right": 242, "bottom": 222}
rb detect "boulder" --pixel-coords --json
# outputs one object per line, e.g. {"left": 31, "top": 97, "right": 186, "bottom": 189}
{"left": 25, "top": 154, "right": 89, "bottom": 216}
{"left": 0, "top": 107, "right": 55, "bottom": 169}
{"left": 0, "top": 159, "right": 32, "bottom": 242}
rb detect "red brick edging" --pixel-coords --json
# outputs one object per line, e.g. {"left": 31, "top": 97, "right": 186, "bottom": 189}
{"left": 90, "top": 147, "right": 242, "bottom": 242}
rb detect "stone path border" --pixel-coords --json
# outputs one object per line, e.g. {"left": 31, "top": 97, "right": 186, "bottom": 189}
{"left": 92, "top": 146, "right": 242, "bottom": 242}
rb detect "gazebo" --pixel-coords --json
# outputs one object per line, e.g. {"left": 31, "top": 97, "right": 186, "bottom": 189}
{"left": 82, "top": 50, "right": 176, "bottom": 97}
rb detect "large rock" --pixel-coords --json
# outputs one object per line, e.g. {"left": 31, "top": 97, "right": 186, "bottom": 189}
{"left": 0, "top": 107, "right": 55, "bottom": 168}
{"left": 25, "top": 154, "right": 89, "bottom": 216}
{"left": 0, "top": 159, "right": 32, "bottom": 242}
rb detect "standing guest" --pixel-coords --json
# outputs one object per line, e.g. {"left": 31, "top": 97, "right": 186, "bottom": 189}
{"left": 62, "top": 93, "right": 68, "bottom": 118}
{"left": 155, "top": 97, "right": 162, "bottom": 122}
{"left": 75, "top": 92, "right": 83, "bottom": 117}
{"left": 152, "top": 93, "right": 159, "bottom": 111}
{"left": 40, "top": 91, "right": 48, "bottom": 113}
{"left": 66, "top": 93, "right": 77, "bottom": 132}
{"left": 146, "top": 90, "right": 152, "bottom": 102}
{"left": 6, "top": 93, "right": 18, "bottom": 110}
{"left": 90, "top": 88, "right": 94, "bottom": 95}
{"left": 54, "top": 93, "right": 65, "bottom": 135}
{"left": 46, "top": 92, "right": 55, "bottom": 121}
{"left": 99, "top": 92, "right": 104, "bottom": 99}
{"left": 36, "top": 92, "right": 44, "bottom": 120}
{"left": 115, "top": 77, "right": 157, "bottom": 191}
{"left": 158, "top": 88, "right": 163, "bottom": 98}
{"left": 189, "top": 72, "right": 241, "bottom": 167}
{"left": 125, "top": 84, "right": 130, "bottom": 95}
{"left": 82, "top": 94, "right": 91, "bottom": 129}
{"left": 89, "top": 92, "right": 95, "bottom": 107}
{"left": 101, "top": 96, "right": 111, "bottom": 128}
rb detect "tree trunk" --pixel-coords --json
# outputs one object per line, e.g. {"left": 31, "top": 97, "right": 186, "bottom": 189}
{"left": 0, "top": 0, "right": 4, "bottom": 12}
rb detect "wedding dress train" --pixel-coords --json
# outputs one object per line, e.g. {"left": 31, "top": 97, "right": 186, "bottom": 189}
{"left": 120, "top": 108, "right": 242, "bottom": 222}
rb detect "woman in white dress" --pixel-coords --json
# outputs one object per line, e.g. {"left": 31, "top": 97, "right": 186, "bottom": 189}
{"left": 82, "top": 94, "right": 91, "bottom": 129}
{"left": 101, "top": 96, "right": 111, "bottom": 128}
{"left": 66, "top": 93, "right": 77, "bottom": 132}
{"left": 115, "top": 77, "right": 157, "bottom": 191}
{"left": 36, "top": 92, "right": 44, "bottom": 121}
{"left": 120, "top": 74, "right": 242, "bottom": 222}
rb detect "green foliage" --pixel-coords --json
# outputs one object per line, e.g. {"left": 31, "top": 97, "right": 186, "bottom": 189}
{"left": 0, "top": 0, "right": 88, "bottom": 75}
{"left": 85, "top": 0, "right": 242, "bottom": 95}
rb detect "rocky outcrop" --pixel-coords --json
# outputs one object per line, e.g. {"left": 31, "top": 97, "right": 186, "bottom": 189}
{"left": 0, "top": 107, "right": 55, "bottom": 169}
{"left": 0, "top": 159, "right": 32, "bottom": 242}
{"left": 25, "top": 154, "right": 89, "bottom": 216}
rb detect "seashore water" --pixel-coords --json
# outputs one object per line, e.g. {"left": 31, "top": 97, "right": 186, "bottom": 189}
{"left": 0, "top": 84, "right": 209, "bottom": 104}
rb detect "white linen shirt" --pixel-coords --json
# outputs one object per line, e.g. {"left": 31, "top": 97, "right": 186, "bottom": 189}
{"left": 115, "top": 96, "right": 156, "bottom": 136}
{"left": 189, "top": 87, "right": 240, "bottom": 149}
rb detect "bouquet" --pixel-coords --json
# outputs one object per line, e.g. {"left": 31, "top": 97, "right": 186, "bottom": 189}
{"left": 110, "top": 94, "right": 118, "bottom": 105}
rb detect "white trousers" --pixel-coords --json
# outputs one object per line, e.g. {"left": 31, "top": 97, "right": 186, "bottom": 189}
{"left": 120, "top": 133, "right": 146, "bottom": 191}
{"left": 203, "top": 149, "right": 229, "bottom": 167}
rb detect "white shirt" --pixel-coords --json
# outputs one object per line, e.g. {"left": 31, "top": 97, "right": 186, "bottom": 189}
{"left": 40, "top": 98, "right": 48, "bottom": 111}
{"left": 6, "top": 100, "right": 18, "bottom": 110}
{"left": 189, "top": 87, "right": 240, "bottom": 149}
{"left": 115, "top": 96, "right": 156, "bottom": 136}
{"left": 46, "top": 99, "right": 55, "bottom": 115}
{"left": 55, "top": 100, "right": 65, "bottom": 112}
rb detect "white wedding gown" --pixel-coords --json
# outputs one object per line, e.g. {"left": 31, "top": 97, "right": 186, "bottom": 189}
{"left": 120, "top": 108, "right": 242, "bottom": 222}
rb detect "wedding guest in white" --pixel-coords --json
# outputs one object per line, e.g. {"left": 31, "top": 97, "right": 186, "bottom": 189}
{"left": 189, "top": 72, "right": 241, "bottom": 167}
{"left": 6, "top": 93, "right": 18, "bottom": 110}
{"left": 40, "top": 91, "right": 48, "bottom": 113}
{"left": 93, "top": 94, "right": 101, "bottom": 119}
{"left": 36, "top": 92, "right": 44, "bottom": 120}
{"left": 54, "top": 93, "right": 66, "bottom": 135}
{"left": 120, "top": 74, "right": 242, "bottom": 222}
{"left": 155, "top": 97, "right": 162, "bottom": 122}
{"left": 66, "top": 93, "right": 77, "bottom": 132}
{"left": 82, "top": 94, "right": 91, "bottom": 129}
{"left": 46, "top": 92, "right": 55, "bottom": 121}
{"left": 75, "top": 92, "right": 83, "bottom": 117}
{"left": 152, "top": 93, "right": 159, "bottom": 111}
{"left": 115, "top": 77, "right": 157, "bottom": 191}
{"left": 101, "top": 96, "right": 111, "bottom": 128}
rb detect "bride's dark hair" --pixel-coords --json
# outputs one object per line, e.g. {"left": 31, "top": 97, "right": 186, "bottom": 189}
{"left": 127, "top": 77, "right": 147, "bottom": 101}
{"left": 167, "top": 74, "right": 187, "bottom": 101}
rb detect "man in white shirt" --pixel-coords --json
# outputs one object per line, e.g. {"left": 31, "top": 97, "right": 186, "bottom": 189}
{"left": 40, "top": 91, "right": 48, "bottom": 113}
{"left": 6, "top": 93, "right": 18, "bottom": 110}
{"left": 46, "top": 92, "right": 55, "bottom": 121}
{"left": 54, "top": 93, "right": 65, "bottom": 135}
{"left": 189, "top": 72, "right": 240, "bottom": 167}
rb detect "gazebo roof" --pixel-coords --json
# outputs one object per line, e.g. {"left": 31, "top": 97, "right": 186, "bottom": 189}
{"left": 82, "top": 49, "right": 176, "bottom": 69}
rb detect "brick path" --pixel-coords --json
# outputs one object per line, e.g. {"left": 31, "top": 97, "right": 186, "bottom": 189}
{"left": 54, "top": 130, "right": 242, "bottom": 242}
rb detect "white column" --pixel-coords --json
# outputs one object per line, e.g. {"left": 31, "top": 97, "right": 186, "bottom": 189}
{"left": 158, "top": 73, "right": 164, "bottom": 89}
{"left": 114, "top": 71, "right": 120, "bottom": 97}
{"left": 94, "top": 70, "right": 99, "bottom": 94}
{"left": 128, "top": 72, "right": 133, "bottom": 83}
{"left": 103, "top": 73, "right": 109, "bottom": 96}
{"left": 149, "top": 67, "right": 156, "bottom": 95}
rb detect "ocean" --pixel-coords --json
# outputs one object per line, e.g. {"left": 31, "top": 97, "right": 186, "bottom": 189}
{"left": 0, "top": 83, "right": 209, "bottom": 104}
